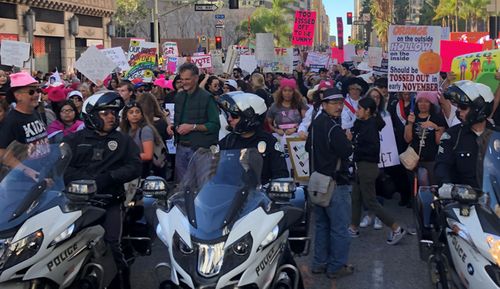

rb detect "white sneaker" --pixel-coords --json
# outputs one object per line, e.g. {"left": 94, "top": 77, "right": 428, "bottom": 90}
{"left": 359, "top": 215, "right": 373, "bottom": 228}
{"left": 373, "top": 217, "right": 383, "bottom": 230}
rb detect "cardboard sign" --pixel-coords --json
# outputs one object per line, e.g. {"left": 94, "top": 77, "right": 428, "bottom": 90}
{"left": 255, "top": 33, "right": 275, "bottom": 61}
{"left": 189, "top": 54, "right": 212, "bottom": 69}
{"left": 292, "top": 10, "right": 316, "bottom": 46}
{"left": 75, "top": 45, "right": 116, "bottom": 85}
{"left": 343, "top": 44, "right": 356, "bottom": 62}
{"left": 293, "top": 48, "right": 301, "bottom": 67}
{"left": 368, "top": 46, "right": 383, "bottom": 67}
{"left": 286, "top": 137, "right": 310, "bottom": 181}
{"left": 162, "top": 41, "right": 179, "bottom": 58}
{"left": 440, "top": 40, "right": 482, "bottom": 72}
{"left": 166, "top": 57, "right": 178, "bottom": 74}
{"left": 451, "top": 49, "right": 500, "bottom": 92}
{"left": 101, "top": 47, "right": 130, "bottom": 72}
{"left": 262, "top": 48, "right": 293, "bottom": 74}
{"left": 331, "top": 47, "right": 344, "bottom": 64}
{"left": 0, "top": 40, "right": 30, "bottom": 68}
{"left": 239, "top": 54, "right": 258, "bottom": 74}
{"left": 126, "top": 40, "right": 157, "bottom": 82}
{"left": 378, "top": 115, "right": 400, "bottom": 168}
{"left": 373, "top": 58, "right": 388, "bottom": 76}
{"left": 211, "top": 52, "right": 224, "bottom": 75}
{"left": 388, "top": 25, "right": 441, "bottom": 92}
{"left": 305, "top": 52, "right": 330, "bottom": 68}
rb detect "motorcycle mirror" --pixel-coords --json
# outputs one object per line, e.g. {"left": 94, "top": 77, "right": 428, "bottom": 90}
{"left": 267, "top": 178, "right": 296, "bottom": 201}
{"left": 66, "top": 180, "right": 97, "bottom": 202}
{"left": 142, "top": 176, "right": 169, "bottom": 199}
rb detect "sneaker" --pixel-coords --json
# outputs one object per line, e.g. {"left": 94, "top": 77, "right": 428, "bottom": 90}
{"left": 387, "top": 227, "right": 407, "bottom": 245}
{"left": 326, "top": 264, "right": 354, "bottom": 279}
{"left": 348, "top": 227, "right": 360, "bottom": 238}
{"left": 373, "top": 217, "right": 383, "bottom": 230}
{"left": 359, "top": 215, "right": 373, "bottom": 228}
{"left": 311, "top": 264, "right": 326, "bottom": 274}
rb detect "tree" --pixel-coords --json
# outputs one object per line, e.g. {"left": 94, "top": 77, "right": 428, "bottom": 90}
{"left": 370, "top": 0, "right": 393, "bottom": 51}
{"left": 115, "top": 0, "right": 149, "bottom": 37}
{"left": 394, "top": 0, "right": 409, "bottom": 25}
{"left": 236, "top": 0, "right": 295, "bottom": 47}
{"left": 433, "top": 0, "right": 456, "bottom": 30}
{"left": 418, "top": 0, "right": 440, "bottom": 26}
{"left": 462, "top": 0, "right": 490, "bottom": 32}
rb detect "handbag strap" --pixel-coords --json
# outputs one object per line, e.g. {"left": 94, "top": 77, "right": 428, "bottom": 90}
{"left": 416, "top": 115, "right": 431, "bottom": 157}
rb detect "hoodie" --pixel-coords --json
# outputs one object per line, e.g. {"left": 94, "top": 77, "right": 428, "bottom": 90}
{"left": 352, "top": 116, "right": 385, "bottom": 163}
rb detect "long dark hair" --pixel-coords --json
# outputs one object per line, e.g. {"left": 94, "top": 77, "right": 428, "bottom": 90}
{"left": 120, "top": 102, "right": 163, "bottom": 145}
{"left": 54, "top": 100, "right": 78, "bottom": 124}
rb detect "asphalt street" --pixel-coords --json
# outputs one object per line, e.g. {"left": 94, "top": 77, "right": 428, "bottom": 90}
{"left": 131, "top": 197, "right": 432, "bottom": 289}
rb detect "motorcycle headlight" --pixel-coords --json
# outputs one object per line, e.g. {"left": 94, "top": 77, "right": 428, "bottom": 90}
{"left": 0, "top": 230, "right": 44, "bottom": 270}
{"left": 259, "top": 225, "right": 279, "bottom": 250}
{"left": 267, "top": 180, "right": 296, "bottom": 201}
{"left": 49, "top": 224, "right": 75, "bottom": 247}
{"left": 451, "top": 185, "right": 478, "bottom": 203}
{"left": 197, "top": 242, "right": 225, "bottom": 277}
{"left": 446, "top": 218, "right": 476, "bottom": 249}
{"left": 486, "top": 236, "right": 500, "bottom": 267}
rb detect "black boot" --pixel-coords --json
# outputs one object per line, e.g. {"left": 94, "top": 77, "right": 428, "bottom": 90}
{"left": 109, "top": 267, "right": 131, "bottom": 289}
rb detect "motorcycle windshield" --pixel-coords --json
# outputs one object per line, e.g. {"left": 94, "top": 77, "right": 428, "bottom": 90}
{"left": 0, "top": 142, "right": 72, "bottom": 236}
{"left": 483, "top": 130, "right": 500, "bottom": 220}
{"left": 181, "top": 148, "right": 267, "bottom": 240}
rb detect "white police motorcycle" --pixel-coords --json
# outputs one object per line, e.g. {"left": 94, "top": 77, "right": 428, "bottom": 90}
{"left": 144, "top": 148, "right": 307, "bottom": 289}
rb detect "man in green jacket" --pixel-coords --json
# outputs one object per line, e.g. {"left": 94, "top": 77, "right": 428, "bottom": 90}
{"left": 168, "top": 63, "right": 220, "bottom": 183}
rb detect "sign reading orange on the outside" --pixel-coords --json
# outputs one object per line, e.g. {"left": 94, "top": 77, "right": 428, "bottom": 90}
{"left": 292, "top": 10, "right": 316, "bottom": 46}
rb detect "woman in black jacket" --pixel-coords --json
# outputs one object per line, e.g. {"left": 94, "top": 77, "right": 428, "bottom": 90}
{"left": 349, "top": 97, "right": 407, "bottom": 245}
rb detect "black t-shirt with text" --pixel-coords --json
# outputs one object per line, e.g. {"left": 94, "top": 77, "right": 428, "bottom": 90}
{"left": 409, "top": 113, "right": 447, "bottom": 162}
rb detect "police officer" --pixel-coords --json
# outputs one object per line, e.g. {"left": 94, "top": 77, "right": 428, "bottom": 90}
{"left": 63, "top": 91, "right": 141, "bottom": 289}
{"left": 435, "top": 80, "right": 495, "bottom": 188}
{"left": 217, "top": 92, "right": 289, "bottom": 184}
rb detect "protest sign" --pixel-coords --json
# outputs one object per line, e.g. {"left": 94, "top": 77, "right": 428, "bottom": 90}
{"left": 378, "top": 115, "right": 400, "bottom": 168}
{"left": 166, "top": 57, "right": 178, "bottom": 74}
{"left": 368, "top": 46, "right": 383, "bottom": 67}
{"left": 75, "top": 45, "right": 116, "bottom": 85}
{"left": 164, "top": 103, "right": 176, "bottom": 154}
{"left": 255, "top": 33, "right": 274, "bottom": 61}
{"left": 388, "top": 25, "right": 441, "bottom": 92}
{"left": 126, "top": 40, "right": 157, "bottom": 82}
{"left": 343, "top": 44, "right": 356, "bottom": 62}
{"left": 292, "top": 10, "right": 316, "bottom": 46}
{"left": 293, "top": 48, "right": 301, "bottom": 67}
{"left": 211, "top": 53, "right": 224, "bottom": 75}
{"left": 162, "top": 41, "right": 178, "bottom": 58}
{"left": 223, "top": 45, "right": 238, "bottom": 74}
{"left": 189, "top": 54, "right": 212, "bottom": 69}
{"left": 305, "top": 52, "right": 330, "bottom": 68}
{"left": 0, "top": 40, "right": 30, "bottom": 68}
{"left": 373, "top": 58, "right": 388, "bottom": 76}
{"left": 262, "top": 48, "right": 293, "bottom": 74}
{"left": 330, "top": 47, "right": 344, "bottom": 64}
{"left": 286, "top": 138, "right": 310, "bottom": 181}
{"left": 239, "top": 55, "right": 258, "bottom": 74}
{"left": 451, "top": 49, "right": 500, "bottom": 92}
{"left": 101, "top": 47, "right": 130, "bottom": 72}
{"left": 440, "top": 40, "right": 482, "bottom": 72}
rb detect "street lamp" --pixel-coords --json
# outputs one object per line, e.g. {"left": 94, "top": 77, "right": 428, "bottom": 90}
{"left": 107, "top": 20, "right": 116, "bottom": 38}
{"left": 23, "top": 9, "right": 35, "bottom": 33}
{"left": 69, "top": 15, "right": 79, "bottom": 36}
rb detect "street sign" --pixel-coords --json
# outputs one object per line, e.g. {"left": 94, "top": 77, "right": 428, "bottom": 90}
{"left": 215, "top": 14, "right": 225, "bottom": 19}
{"left": 194, "top": 4, "right": 218, "bottom": 11}
{"left": 353, "top": 20, "right": 367, "bottom": 25}
{"left": 216, "top": 19, "right": 224, "bottom": 25}
{"left": 201, "top": 36, "right": 207, "bottom": 41}
{"left": 215, "top": 24, "right": 225, "bottom": 29}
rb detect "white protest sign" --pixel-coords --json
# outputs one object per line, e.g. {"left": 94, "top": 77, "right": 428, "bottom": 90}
{"left": 239, "top": 55, "right": 258, "bottom": 74}
{"left": 127, "top": 40, "right": 157, "bottom": 82}
{"left": 255, "top": 33, "right": 275, "bottom": 61}
{"left": 211, "top": 53, "right": 224, "bottom": 75}
{"left": 286, "top": 138, "right": 310, "bottom": 181}
{"left": 223, "top": 45, "right": 237, "bottom": 74}
{"left": 378, "top": 115, "right": 400, "bottom": 168}
{"left": 75, "top": 45, "right": 116, "bottom": 85}
{"left": 368, "top": 46, "right": 383, "bottom": 67}
{"left": 343, "top": 44, "right": 357, "bottom": 61}
{"left": 101, "top": 47, "right": 130, "bottom": 72}
{"left": 162, "top": 41, "right": 178, "bottom": 58}
{"left": 388, "top": 25, "right": 441, "bottom": 92}
{"left": 0, "top": 40, "right": 31, "bottom": 68}
{"left": 262, "top": 48, "right": 293, "bottom": 74}
{"left": 164, "top": 103, "right": 176, "bottom": 154}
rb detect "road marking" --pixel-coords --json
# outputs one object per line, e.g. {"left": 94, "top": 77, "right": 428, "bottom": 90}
{"left": 371, "top": 260, "right": 384, "bottom": 289}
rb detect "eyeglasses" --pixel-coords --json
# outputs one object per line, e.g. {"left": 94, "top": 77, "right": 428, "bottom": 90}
{"left": 98, "top": 110, "right": 117, "bottom": 117}
{"left": 19, "top": 89, "right": 36, "bottom": 96}
{"left": 228, "top": 112, "right": 240, "bottom": 119}
{"left": 61, "top": 109, "right": 75, "bottom": 113}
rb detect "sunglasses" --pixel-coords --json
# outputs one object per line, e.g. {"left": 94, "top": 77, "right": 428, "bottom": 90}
{"left": 19, "top": 89, "right": 37, "bottom": 96}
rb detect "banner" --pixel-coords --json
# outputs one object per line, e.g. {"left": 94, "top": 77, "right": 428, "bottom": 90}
{"left": 336, "top": 17, "right": 344, "bottom": 49}
{"left": 451, "top": 49, "right": 500, "bottom": 92}
{"left": 388, "top": 25, "right": 441, "bottom": 92}
{"left": 0, "top": 40, "right": 30, "bottom": 68}
{"left": 126, "top": 40, "right": 157, "bottom": 82}
{"left": 75, "top": 46, "right": 116, "bottom": 85}
{"left": 262, "top": 48, "right": 293, "bottom": 74}
{"left": 286, "top": 138, "right": 310, "bottom": 181}
{"left": 292, "top": 10, "right": 316, "bottom": 46}
{"left": 162, "top": 41, "right": 179, "bottom": 58}
{"left": 368, "top": 46, "right": 383, "bottom": 67}
{"left": 101, "top": 47, "right": 130, "bottom": 72}
{"left": 255, "top": 33, "right": 274, "bottom": 61}
{"left": 331, "top": 47, "right": 344, "bottom": 64}
{"left": 378, "top": 115, "right": 400, "bottom": 168}
{"left": 440, "top": 40, "right": 482, "bottom": 72}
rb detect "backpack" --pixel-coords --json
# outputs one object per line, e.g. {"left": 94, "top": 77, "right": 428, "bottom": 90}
{"left": 139, "top": 127, "right": 168, "bottom": 169}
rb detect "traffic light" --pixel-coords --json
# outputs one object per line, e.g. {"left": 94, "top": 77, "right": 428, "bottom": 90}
{"left": 229, "top": 0, "right": 239, "bottom": 9}
{"left": 347, "top": 12, "right": 353, "bottom": 25}
{"left": 348, "top": 36, "right": 352, "bottom": 42}
{"left": 215, "top": 36, "right": 222, "bottom": 49}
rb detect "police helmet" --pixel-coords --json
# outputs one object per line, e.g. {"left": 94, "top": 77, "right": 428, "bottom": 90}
{"left": 82, "top": 90, "right": 124, "bottom": 131}
{"left": 444, "top": 80, "right": 494, "bottom": 125}
{"left": 217, "top": 92, "right": 267, "bottom": 134}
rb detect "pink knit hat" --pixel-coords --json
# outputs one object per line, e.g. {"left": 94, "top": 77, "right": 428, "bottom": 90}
{"left": 47, "top": 85, "right": 67, "bottom": 103}
{"left": 153, "top": 75, "right": 171, "bottom": 89}
{"left": 416, "top": 91, "right": 439, "bottom": 106}
{"left": 280, "top": 78, "right": 297, "bottom": 90}
{"left": 9, "top": 72, "right": 38, "bottom": 88}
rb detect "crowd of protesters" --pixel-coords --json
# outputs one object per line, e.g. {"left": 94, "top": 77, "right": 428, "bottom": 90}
{"left": 0, "top": 59, "right": 499, "bottom": 282}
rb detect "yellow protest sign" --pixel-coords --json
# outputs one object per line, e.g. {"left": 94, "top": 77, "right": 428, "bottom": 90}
{"left": 451, "top": 49, "right": 500, "bottom": 92}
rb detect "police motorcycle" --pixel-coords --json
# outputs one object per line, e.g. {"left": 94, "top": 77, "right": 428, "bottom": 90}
{"left": 0, "top": 142, "right": 151, "bottom": 289}
{"left": 415, "top": 130, "right": 500, "bottom": 289}
{"left": 144, "top": 148, "right": 307, "bottom": 289}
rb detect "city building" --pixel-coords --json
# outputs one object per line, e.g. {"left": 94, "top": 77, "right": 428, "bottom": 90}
{"left": 0, "top": 0, "right": 116, "bottom": 73}
{"left": 311, "top": 0, "right": 330, "bottom": 47}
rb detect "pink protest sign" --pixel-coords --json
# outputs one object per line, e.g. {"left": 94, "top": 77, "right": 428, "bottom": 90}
{"left": 440, "top": 40, "right": 483, "bottom": 72}
{"left": 292, "top": 10, "right": 316, "bottom": 46}
{"left": 331, "top": 47, "right": 344, "bottom": 64}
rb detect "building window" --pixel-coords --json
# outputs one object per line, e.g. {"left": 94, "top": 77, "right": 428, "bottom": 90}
{"left": 76, "top": 14, "right": 103, "bottom": 28}
{"left": 32, "top": 8, "right": 64, "bottom": 24}
{"left": 0, "top": 3, "right": 16, "bottom": 19}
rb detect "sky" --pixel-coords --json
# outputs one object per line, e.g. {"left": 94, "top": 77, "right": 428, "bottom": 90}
{"left": 324, "top": 1, "right": 354, "bottom": 43}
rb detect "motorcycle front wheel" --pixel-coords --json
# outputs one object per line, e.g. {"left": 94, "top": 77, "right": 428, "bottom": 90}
{"left": 428, "top": 254, "right": 453, "bottom": 289}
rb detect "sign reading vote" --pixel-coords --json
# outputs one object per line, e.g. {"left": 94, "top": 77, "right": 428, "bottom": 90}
{"left": 292, "top": 10, "right": 316, "bottom": 46}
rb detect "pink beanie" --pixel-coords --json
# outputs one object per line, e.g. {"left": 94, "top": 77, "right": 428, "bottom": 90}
{"left": 416, "top": 91, "right": 439, "bottom": 106}
{"left": 47, "top": 85, "right": 67, "bottom": 103}
{"left": 280, "top": 78, "right": 297, "bottom": 90}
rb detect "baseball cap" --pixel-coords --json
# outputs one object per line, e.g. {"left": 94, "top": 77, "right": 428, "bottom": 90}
{"left": 319, "top": 80, "right": 334, "bottom": 90}
{"left": 321, "top": 88, "right": 344, "bottom": 102}
{"left": 225, "top": 79, "right": 238, "bottom": 90}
